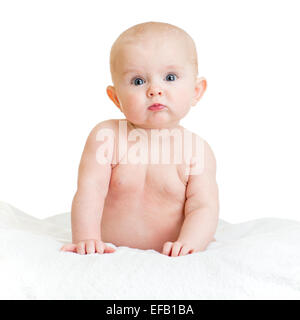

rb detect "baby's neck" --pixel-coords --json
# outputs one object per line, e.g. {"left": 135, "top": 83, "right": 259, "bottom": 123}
{"left": 128, "top": 121, "right": 182, "bottom": 133}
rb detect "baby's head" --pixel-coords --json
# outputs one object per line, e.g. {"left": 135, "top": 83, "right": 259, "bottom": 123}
{"left": 107, "top": 21, "right": 206, "bottom": 129}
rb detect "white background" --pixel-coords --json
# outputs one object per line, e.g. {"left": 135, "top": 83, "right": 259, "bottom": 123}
{"left": 0, "top": 0, "right": 299, "bottom": 222}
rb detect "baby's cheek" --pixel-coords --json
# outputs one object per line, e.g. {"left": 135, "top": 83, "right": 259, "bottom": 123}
{"left": 124, "top": 94, "right": 145, "bottom": 121}
{"left": 128, "top": 94, "right": 142, "bottom": 109}
{"left": 174, "top": 87, "right": 193, "bottom": 113}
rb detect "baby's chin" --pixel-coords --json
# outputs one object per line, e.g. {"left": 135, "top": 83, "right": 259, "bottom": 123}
{"left": 130, "top": 113, "right": 180, "bottom": 130}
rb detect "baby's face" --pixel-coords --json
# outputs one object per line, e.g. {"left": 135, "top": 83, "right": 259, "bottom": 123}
{"left": 107, "top": 35, "right": 205, "bottom": 129}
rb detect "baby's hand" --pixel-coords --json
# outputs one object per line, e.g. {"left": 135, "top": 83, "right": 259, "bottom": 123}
{"left": 60, "top": 239, "right": 116, "bottom": 255}
{"left": 162, "top": 241, "right": 195, "bottom": 257}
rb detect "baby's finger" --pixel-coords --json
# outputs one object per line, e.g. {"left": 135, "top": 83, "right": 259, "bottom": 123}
{"left": 95, "top": 240, "right": 105, "bottom": 254}
{"left": 104, "top": 244, "right": 116, "bottom": 253}
{"left": 60, "top": 243, "right": 77, "bottom": 252}
{"left": 179, "top": 245, "right": 192, "bottom": 256}
{"left": 86, "top": 240, "right": 96, "bottom": 254}
{"left": 76, "top": 241, "right": 86, "bottom": 255}
{"left": 171, "top": 242, "right": 182, "bottom": 257}
{"left": 162, "top": 242, "right": 173, "bottom": 256}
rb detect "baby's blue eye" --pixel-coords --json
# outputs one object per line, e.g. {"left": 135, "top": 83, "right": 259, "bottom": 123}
{"left": 133, "top": 78, "right": 145, "bottom": 86}
{"left": 165, "top": 74, "right": 177, "bottom": 81}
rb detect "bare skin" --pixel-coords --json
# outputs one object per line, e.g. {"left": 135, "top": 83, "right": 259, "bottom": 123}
{"left": 102, "top": 120, "right": 188, "bottom": 252}
{"left": 60, "top": 22, "right": 219, "bottom": 257}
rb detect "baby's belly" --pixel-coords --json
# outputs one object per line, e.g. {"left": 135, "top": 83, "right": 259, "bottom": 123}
{"left": 101, "top": 206, "right": 184, "bottom": 252}
{"left": 100, "top": 164, "right": 186, "bottom": 252}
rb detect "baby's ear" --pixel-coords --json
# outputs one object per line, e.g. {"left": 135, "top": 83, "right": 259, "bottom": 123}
{"left": 106, "top": 85, "right": 122, "bottom": 110}
{"left": 191, "top": 77, "right": 207, "bottom": 106}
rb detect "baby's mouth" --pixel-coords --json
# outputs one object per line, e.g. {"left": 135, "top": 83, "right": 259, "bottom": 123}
{"left": 148, "top": 103, "right": 166, "bottom": 111}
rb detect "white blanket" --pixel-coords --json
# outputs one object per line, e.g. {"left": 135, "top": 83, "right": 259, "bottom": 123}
{"left": 0, "top": 201, "right": 300, "bottom": 300}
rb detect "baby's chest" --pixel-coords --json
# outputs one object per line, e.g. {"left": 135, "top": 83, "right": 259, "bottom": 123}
{"left": 109, "top": 163, "right": 187, "bottom": 199}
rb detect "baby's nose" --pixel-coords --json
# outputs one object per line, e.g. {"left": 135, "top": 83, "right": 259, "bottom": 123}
{"left": 147, "top": 87, "right": 163, "bottom": 97}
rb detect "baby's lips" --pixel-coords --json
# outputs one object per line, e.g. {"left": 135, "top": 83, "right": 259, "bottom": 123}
{"left": 148, "top": 103, "right": 166, "bottom": 111}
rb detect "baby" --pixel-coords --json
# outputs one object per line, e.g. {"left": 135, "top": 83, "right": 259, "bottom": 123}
{"left": 60, "top": 21, "right": 219, "bottom": 257}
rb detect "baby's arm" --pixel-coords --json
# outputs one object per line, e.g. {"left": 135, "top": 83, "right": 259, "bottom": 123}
{"left": 162, "top": 139, "right": 219, "bottom": 257}
{"left": 61, "top": 120, "right": 115, "bottom": 254}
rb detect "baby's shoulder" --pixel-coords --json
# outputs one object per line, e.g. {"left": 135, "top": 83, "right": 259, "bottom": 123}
{"left": 83, "top": 119, "right": 120, "bottom": 152}
{"left": 87, "top": 118, "right": 126, "bottom": 142}
{"left": 180, "top": 126, "right": 216, "bottom": 165}
{"left": 180, "top": 126, "right": 205, "bottom": 145}
{"left": 91, "top": 118, "right": 120, "bottom": 133}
